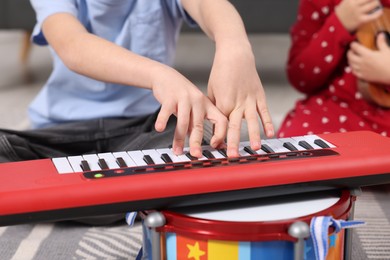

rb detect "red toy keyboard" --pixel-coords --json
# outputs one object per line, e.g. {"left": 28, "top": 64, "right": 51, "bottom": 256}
{"left": 0, "top": 130, "right": 389, "bottom": 226}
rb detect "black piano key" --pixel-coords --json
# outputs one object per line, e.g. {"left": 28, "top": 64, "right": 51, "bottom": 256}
{"left": 161, "top": 153, "right": 173, "bottom": 163}
{"left": 80, "top": 160, "right": 91, "bottom": 171}
{"left": 217, "top": 148, "right": 227, "bottom": 157}
{"left": 314, "top": 139, "right": 330, "bottom": 148}
{"left": 283, "top": 142, "right": 298, "bottom": 151}
{"left": 185, "top": 152, "right": 204, "bottom": 166}
{"left": 98, "top": 158, "right": 109, "bottom": 170}
{"left": 143, "top": 155, "right": 155, "bottom": 165}
{"left": 244, "top": 146, "right": 257, "bottom": 155}
{"left": 116, "top": 157, "right": 127, "bottom": 168}
{"left": 202, "top": 150, "right": 215, "bottom": 159}
{"left": 298, "top": 140, "right": 314, "bottom": 150}
{"left": 261, "top": 144, "right": 275, "bottom": 153}
{"left": 185, "top": 152, "right": 198, "bottom": 161}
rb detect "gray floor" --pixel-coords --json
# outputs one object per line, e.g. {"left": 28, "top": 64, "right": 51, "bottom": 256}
{"left": 0, "top": 31, "right": 51, "bottom": 130}
{"left": 0, "top": 30, "right": 302, "bottom": 134}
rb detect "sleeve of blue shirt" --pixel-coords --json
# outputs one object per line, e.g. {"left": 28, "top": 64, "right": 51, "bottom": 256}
{"left": 30, "top": 0, "right": 78, "bottom": 46}
{"left": 30, "top": 0, "right": 197, "bottom": 46}
{"left": 172, "top": 0, "right": 197, "bottom": 27}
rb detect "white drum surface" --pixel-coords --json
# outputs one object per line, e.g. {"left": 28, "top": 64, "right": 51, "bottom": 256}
{"left": 178, "top": 193, "right": 340, "bottom": 222}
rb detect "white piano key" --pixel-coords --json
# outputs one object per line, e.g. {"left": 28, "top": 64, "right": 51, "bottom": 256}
{"left": 278, "top": 137, "right": 306, "bottom": 151}
{"left": 292, "top": 135, "right": 335, "bottom": 149}
{"left": 142, "top": 149, "right": 165, "bottom": 165}
{"left": 295, "top": 135, "right": 321, "bottom": 148}
{"left": 239, "top": 140, "right": 267, "bottom": 155}
{"left": 238, "top": 142, "right": 251, "bottom": 156}
{"left": 82, "top": 154, "right": 102, "bottom": 171}
{"left": 289, "top": 136, "right": 316, "bottom": 149}
{"left": 240, "top": 140, "right": 269, "bottom": 155}
{"left": 98, "top": 152, "right": 120, "bottom": 169}
{"left": 309, "top": 135, "right": 336, "bottom": 148}
{"left": 53, "top": 135, "right": 336, "bottom": 174}
{"left": 175, "top": 153, "right": 192, "bottom": 162}
{"left": 201, "top": 145, "right": 226, "bottom": 159}
{"left": 255, "top": 148, "right": 267, "bottom": 155}
{"left": 67, "top": 156, "right": 84, "bottom": 172}
{"left": 156, "top": 148, "right": 182, "bottom": 163}
{"left": 262, "top": 139, "right": 291, "bottom": 153}
{"left": 52, "top": 157, "right": 74, "bottom": 174}
{"left": 113, "top": 151, "right": 137, "bottom": 167}
{"left": 127, "top": 150, "right": 148, "bottom": 166}
{"left": 211, "top": 149, "right": 228, "bottom": 159}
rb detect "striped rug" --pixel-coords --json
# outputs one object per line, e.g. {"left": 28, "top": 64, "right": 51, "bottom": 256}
{"left": 352, "top": 185, "right": 390, "bottom": 260}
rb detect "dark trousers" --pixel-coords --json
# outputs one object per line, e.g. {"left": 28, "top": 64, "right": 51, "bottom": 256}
{"left": 0, "top": 111, "right": 176, "bottom": 163}
{"left": 0, "top": 111, "right": 177, "bottom": 225}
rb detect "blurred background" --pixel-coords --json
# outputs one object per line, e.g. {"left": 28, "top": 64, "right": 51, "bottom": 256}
{"left": 1, "top": 2, "right": 390, "bottom": 260}
{"left": 0, "top": 0, "right": 303, "bottom": 136}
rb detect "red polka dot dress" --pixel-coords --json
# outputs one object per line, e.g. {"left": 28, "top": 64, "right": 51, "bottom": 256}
{"left": 277, "top": 0, "right": 390, "bottom": 138}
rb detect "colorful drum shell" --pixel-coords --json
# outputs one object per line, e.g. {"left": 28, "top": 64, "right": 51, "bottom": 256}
{"left": 141, "top": 190, "right": 355, "bottom": 260}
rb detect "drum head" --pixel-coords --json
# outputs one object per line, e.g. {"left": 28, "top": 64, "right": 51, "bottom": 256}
{"left": 173, "top": 190, "right": 341, "bottom": 222}
{"left": 157, "top": 190, "right": 352, "bottom": 241}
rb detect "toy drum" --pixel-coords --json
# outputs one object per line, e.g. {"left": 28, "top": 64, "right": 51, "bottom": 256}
{"left": 140, "top": 190, "right": 355, "bottom": 260}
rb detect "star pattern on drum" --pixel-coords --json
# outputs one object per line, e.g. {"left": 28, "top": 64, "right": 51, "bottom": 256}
{"left": 186, "top": 241, "right": 205, "bottom": 260}
{"left": 329, "top": 234, "right": 336, "bottom": 247}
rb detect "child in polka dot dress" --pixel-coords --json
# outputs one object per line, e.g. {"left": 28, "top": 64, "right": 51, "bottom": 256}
{"left": 278, "top": 0, "right": 390, "bottom": 138}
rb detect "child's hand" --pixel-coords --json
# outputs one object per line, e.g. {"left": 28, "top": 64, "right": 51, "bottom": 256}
{"left": 152, "top": 66, "right": 228, "bottom": 158}
{"left": 207, "top": 43, "right": 274, "bottom": 157}
{"left": 348, "top": 33, "right": 390, "bottom": 84}
{"left": 335, "top": 0, "right": 382, "bottom": 32}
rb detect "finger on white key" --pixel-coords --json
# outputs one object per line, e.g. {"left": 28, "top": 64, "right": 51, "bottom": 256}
{"left": 240, "top": 141, "right": 257, "bottom": 155}
{"left": 238, "top": 142, "right": 251, "bottom": 156}
{"left": 156, "top": 148, "right": 181, "bottom": 163}
{"left": 201, "top": 146, "right": 223, "bottom": 159}
{"left": 183, "top": 147, "right": 208, "bottom": 161}
{"left": 176, "top": 151, "right": 192, "bottom": 162}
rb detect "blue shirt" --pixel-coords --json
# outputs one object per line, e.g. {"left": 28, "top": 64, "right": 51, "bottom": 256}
{"left": 29, "top": 0, "right": 195, "bottom": 128}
